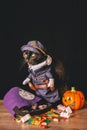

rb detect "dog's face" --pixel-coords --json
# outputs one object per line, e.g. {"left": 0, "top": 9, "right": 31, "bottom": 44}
{"left": 22, "top": 50, "right": 47, "bottom": 66}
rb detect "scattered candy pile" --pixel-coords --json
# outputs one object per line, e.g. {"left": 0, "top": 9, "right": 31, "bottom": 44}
{"left": 15, "top": 104, "right": 73, "bottom": 128}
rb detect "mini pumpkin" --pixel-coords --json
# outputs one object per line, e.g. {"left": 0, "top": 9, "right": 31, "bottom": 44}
{"left": 62, "top": 87, "right": 85, "bottom": 110}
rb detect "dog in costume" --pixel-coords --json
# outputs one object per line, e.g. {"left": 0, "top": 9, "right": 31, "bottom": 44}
{"left": 21, "top": 40, "right": 61, "bottom": 103}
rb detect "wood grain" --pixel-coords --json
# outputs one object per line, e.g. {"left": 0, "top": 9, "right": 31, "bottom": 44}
{"left": 0, "top": 100, "right": 87, "bottom": 130}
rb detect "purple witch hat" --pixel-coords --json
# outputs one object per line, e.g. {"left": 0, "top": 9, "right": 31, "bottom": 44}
{"left": 21, "top": 40, "right": 46, "bottom": 54}
{"left": 3, "top": 87, "right": 41, "bottom": 116}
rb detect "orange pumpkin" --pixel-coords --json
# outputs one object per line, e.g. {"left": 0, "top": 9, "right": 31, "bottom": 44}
{"left": 62, "top": 87, "right": 85, "bottom": 110}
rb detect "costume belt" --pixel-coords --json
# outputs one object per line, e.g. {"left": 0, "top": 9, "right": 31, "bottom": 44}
{"left": 35, "top": 84, "right": 47, "bottom": 89}
{"left": 29, "top": 80, "right": 48, "bottom": 90}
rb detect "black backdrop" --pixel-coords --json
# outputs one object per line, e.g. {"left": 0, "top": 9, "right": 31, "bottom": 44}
{"left": 1, "top": 1, "right": 87, "bottom": 99}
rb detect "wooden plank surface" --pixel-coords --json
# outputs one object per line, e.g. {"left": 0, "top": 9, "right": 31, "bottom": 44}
{"left": 0, "top": 100, "right": 87, "bottom": 130}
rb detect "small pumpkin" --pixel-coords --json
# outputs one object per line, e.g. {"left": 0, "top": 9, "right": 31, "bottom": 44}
{"left": 62, "top": 87, "right": 85, "bottom": 110}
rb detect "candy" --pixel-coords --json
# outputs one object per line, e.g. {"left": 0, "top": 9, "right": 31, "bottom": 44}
{"left": 60, "top": 112, "right": 70, "bottom": 118}
{"left": 21, "top": 114, "right": 31, "bottom": 123}
{"left": 57, "top": 104, "right": 66, "bottom": 111}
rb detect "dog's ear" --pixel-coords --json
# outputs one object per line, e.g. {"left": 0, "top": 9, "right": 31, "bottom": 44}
{"left": 55, "top": 60, "right": 65, "bottom": 80}
{"left": 19, "top": 58, "right": 28, "bottom": 72}
{"left": 55, "top": 60, "right": 70, "bottom": 97}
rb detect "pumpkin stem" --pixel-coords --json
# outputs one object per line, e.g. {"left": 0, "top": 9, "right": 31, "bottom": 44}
{"left": 71, "top": 87, "right": 76, "bottom": 92}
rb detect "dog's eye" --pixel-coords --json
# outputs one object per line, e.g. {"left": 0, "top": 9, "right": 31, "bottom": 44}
{"left": 23, "top": 52, "right": 27, "bottom": 59}
{"left": 31, "top": 53, "right": 36, "bottom": 57}
{"left": 23, "top": 51, "right": 29, "bottom": 58}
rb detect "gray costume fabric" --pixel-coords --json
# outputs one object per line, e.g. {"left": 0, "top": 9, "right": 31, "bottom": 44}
{"left": 21, "top": 40, "right": 60, "bottom": 103}
{"left": 28, "top": 66, "right": 60, "bottom": 103}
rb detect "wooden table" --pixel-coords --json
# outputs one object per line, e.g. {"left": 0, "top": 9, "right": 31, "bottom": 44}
{"left": 0, "top": 100, "right": 87, "bottom": 130}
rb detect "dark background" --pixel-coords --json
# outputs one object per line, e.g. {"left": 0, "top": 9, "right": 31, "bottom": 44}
{"left": 0, "top": 1, "right": 87, "bottom": 99}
